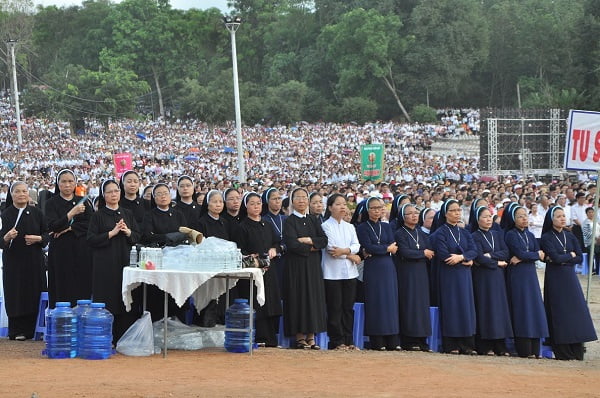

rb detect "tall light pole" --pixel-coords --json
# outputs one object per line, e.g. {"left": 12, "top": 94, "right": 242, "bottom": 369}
{"left": 6, "top": 39, "right": 22, "bottom": 145}
{"left": 223, "top": 16, "right": 245, "bottom": 183}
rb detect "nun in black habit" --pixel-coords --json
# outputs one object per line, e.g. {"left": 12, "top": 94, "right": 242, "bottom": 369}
{"left": 195, "top": 189, "right": 230, "bottom": 327}
{"left": 469, "top": 206, "right": 513, "bottom": 356}
{"left": 0, "top": 181, "right": 49, "bottom": 340}
{"left": 174, "top": 175, "right": 202, "bottom": 231}
{"left": 232, "top": 192, "right": 282, "bottom": 347}
{"left": 141, "top": 183, "right": 190, "bottom": 322}
{"left": 282, "top": 187, "right": 328, "bottom": 349}
{"left": 119, "top": 170, "right": 146, "bottom": 227}
{"left": 45, "top": 169, "right": 94, "bottom": 307}
{"left": 394, "top": 203, "right": 433, "bottom": 351}
{"left": 540, "top": 206, "right": 597, "bottom": 360}
{"left": 87, "top": 179, "right": 141, "bottom": 343}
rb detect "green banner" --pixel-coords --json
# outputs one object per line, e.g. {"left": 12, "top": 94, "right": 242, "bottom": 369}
{"left": 360, "top": 144, "right": 385, "bottom": 182}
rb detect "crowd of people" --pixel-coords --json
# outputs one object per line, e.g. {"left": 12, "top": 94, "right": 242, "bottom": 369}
{"left": 1, "top": 98, "right": 597, "bottom": 360}
{"left": 0, "top": 165, "right": 597, "bottom": 360}
{"left": 1, "top": 97, "right": 481, "bottom": 198}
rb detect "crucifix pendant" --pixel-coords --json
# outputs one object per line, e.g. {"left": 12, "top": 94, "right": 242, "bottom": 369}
{"left": 416, "top": 244, "right": 420, "bottom": 249}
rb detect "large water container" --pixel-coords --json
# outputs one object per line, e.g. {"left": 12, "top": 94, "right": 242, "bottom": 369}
{"left": 78, "top": 302, "right": 114, "bottom": 360}
{"left": 45, "top": 302, "right": 77, "bottom": 359}
{"left": 73, "top": 299, "right": 92, "bottom": 356}
{"left": 224, "top": 298, "right": 255, "bottom": 353}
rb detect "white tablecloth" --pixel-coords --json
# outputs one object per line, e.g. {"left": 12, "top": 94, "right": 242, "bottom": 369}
{"left": 121, "top": 267, "right": 265, "bottom": 313}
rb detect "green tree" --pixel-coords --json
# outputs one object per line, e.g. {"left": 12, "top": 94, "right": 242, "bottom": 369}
{"left": 22, "top": 64, "right": 149, "bottom": 125}
{"left": 264, "top": 80, "right": 308, "bottom": 123}
{"left": 318, "top": 8, "right": 411, "bottom": 121}
{"left": 338, "top": 97, "right": 377, "bottom": 124}
{"left": 405, "top": 0, "right": 489, "bottom": 105}
{"left": 410, "top": 104, "right": 437, "bottom": 123}
{"left": 101, "top": 0, "right": 185, "bottom": 118}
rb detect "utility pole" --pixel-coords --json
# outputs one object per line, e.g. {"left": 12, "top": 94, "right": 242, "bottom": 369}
{"left": 223, "top": 16, "right": 245, "bottom": 183}
{"left": 6, "top": 39, "right": 23, "bottom": 145}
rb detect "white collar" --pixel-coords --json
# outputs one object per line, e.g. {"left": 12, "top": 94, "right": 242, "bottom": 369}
{"left": 293, "top": 210, "right": 307, "bottom": 218}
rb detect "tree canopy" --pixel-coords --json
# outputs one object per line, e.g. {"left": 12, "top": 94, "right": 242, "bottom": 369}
{"left": 0, "top": 0, "right": 596, "bottom": 124}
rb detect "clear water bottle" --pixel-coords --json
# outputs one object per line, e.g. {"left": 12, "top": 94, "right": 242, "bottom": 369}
{"left": 224, "top": 298, "right": 255, "bottom": 353}
{"left": 45, "top": 302, "right": 77, "bottom": 359}
{"left": 130, "top": 246, "right": 138, "bottom": 267}
{"left": 79, "top": 302, "right": 114, "bottom": 360}
{"left": 73, "top": 299, "right": 92, "bottom": 356}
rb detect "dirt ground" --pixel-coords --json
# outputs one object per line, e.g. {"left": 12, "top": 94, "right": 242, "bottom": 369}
{"left": 2, "top": 272, "right": 600, "bottom": 398}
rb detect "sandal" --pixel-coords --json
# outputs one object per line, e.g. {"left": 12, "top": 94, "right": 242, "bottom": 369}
{"left": 306, "top": 338, "right": 320, "bottom": 350}
{"left": 295, "top": 339, "right": 308, "bottom": 349}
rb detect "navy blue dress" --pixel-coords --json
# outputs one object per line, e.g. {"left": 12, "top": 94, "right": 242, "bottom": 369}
{"left": 540, "top": 229, "right": 597, "bottom": 344}
{"left": 262, "top": 212, "right": 288, "bottom": 287}
{"left": 357, "top": 220, "right": 399, "bottom": 336}
{"left": 395, "top": 225, "right": 431, "bottom": 339}
{"left": 471, "top": 229, "right": 513, "bottom": 339}
{"left": 430, "top": 223, "right": 477, "bottom": 337}
{"left": 504, "top": 228, "right": 548, "bottom": 338}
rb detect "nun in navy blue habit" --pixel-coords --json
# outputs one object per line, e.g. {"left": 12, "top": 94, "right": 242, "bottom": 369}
{"left": 504, "top": 205, "right": 548, "bottom": 358}
{"left": 540, "top": 206, "right": 597, "bottom": 360}
{"left": 261, "top": 187, "right": 287, "bottom": 288}
{"left": 356, "top": 197, "right": 400, "bottom": 350}
{"left": 469, "top": 206, "right": 513, "bottom": 356}
{"left": 388, "top": 194, "right": 409, "bottom": 231}
{"left": 394, "top": 203, "right": 433, "bottom": 351}
{"left": 429, "top": 199, "right": 477, "bottom": 354}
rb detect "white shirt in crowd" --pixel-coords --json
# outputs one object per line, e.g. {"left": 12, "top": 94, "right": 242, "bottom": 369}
{"left": 528, "top": 212, "right": 544, "bottom": 239}
{"left": 321, "top": 217, "right": 360, "bottom": 280}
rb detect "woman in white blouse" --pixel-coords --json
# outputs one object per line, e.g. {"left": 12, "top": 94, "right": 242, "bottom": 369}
{"left": 321, "top": 193, "right": 362, "bottom": 350}
{"left": 528, "top": 203, "right": 544, "bottom": 242}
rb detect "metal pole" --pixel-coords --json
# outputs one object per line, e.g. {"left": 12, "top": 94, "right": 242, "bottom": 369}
{"left": 7, "top": 40, "right": 22, "bottom": 145}
{"left": 585, "top": 171, "right": 600, "bottom": 303}
{"left": 225, "top": 23, "right": 245, "bottom": 184}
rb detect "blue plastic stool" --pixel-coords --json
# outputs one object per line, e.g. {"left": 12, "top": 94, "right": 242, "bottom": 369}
{"left": 352, "top": 302, "right": 365, "bottom": 349}
{"left": 185, "top": 297, "right": 195, "bottom": 325}
{"left": 575, "top": 253, "right": 589, "bottom": 275}
{"left": 277, "top": 314, "right": 292, "bottom": 348}
{"left": 0, "top": 296, "right": 8, "bottom": 337}
{"left": 314, "top": 331, "right": 329, "bottom": 350}
{"left": 540, "top": 338, "right": 554, "bottom": 359}
{"left": 426, "top": 306, "right": 441, "bottom": 352}
{"left": 34, "top": 292, "right": 49, "bottom": 341}
{"left": 276, "top": 312, "right": 329, "bottom": 350}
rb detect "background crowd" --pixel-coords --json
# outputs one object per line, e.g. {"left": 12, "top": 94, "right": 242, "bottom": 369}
{"left": 1, "top": 99, "right": 598, "bottom": 360}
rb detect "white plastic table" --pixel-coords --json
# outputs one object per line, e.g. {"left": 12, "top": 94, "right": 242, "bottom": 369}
{"left": 122, "top": 267, "right": 264, "bottom": 357}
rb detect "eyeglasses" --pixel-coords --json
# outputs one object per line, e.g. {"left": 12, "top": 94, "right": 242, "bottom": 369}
{"left": 294, "top": 196, "right": 309, "bottom": 201}
{"left": 226, "top": 197, "right": 241, "bottom": 202}
{"left": 154, "top": 192, "right": 170, "bottom": 198}
{"left": 369, "top": 206, "right": 384, "bottom": 210}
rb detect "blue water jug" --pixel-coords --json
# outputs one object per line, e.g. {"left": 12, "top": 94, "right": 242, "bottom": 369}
{"left": 224, "top": 298, "right": 255, "bottom": 353}
{"left": 73, "top": 299, "right": 92, "bottom": 356}
{"left": 78, "top": 302, "right": 114, "bottom": 360}
{"left": 45, "top": 302, "right": 77, "bottom": 359}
